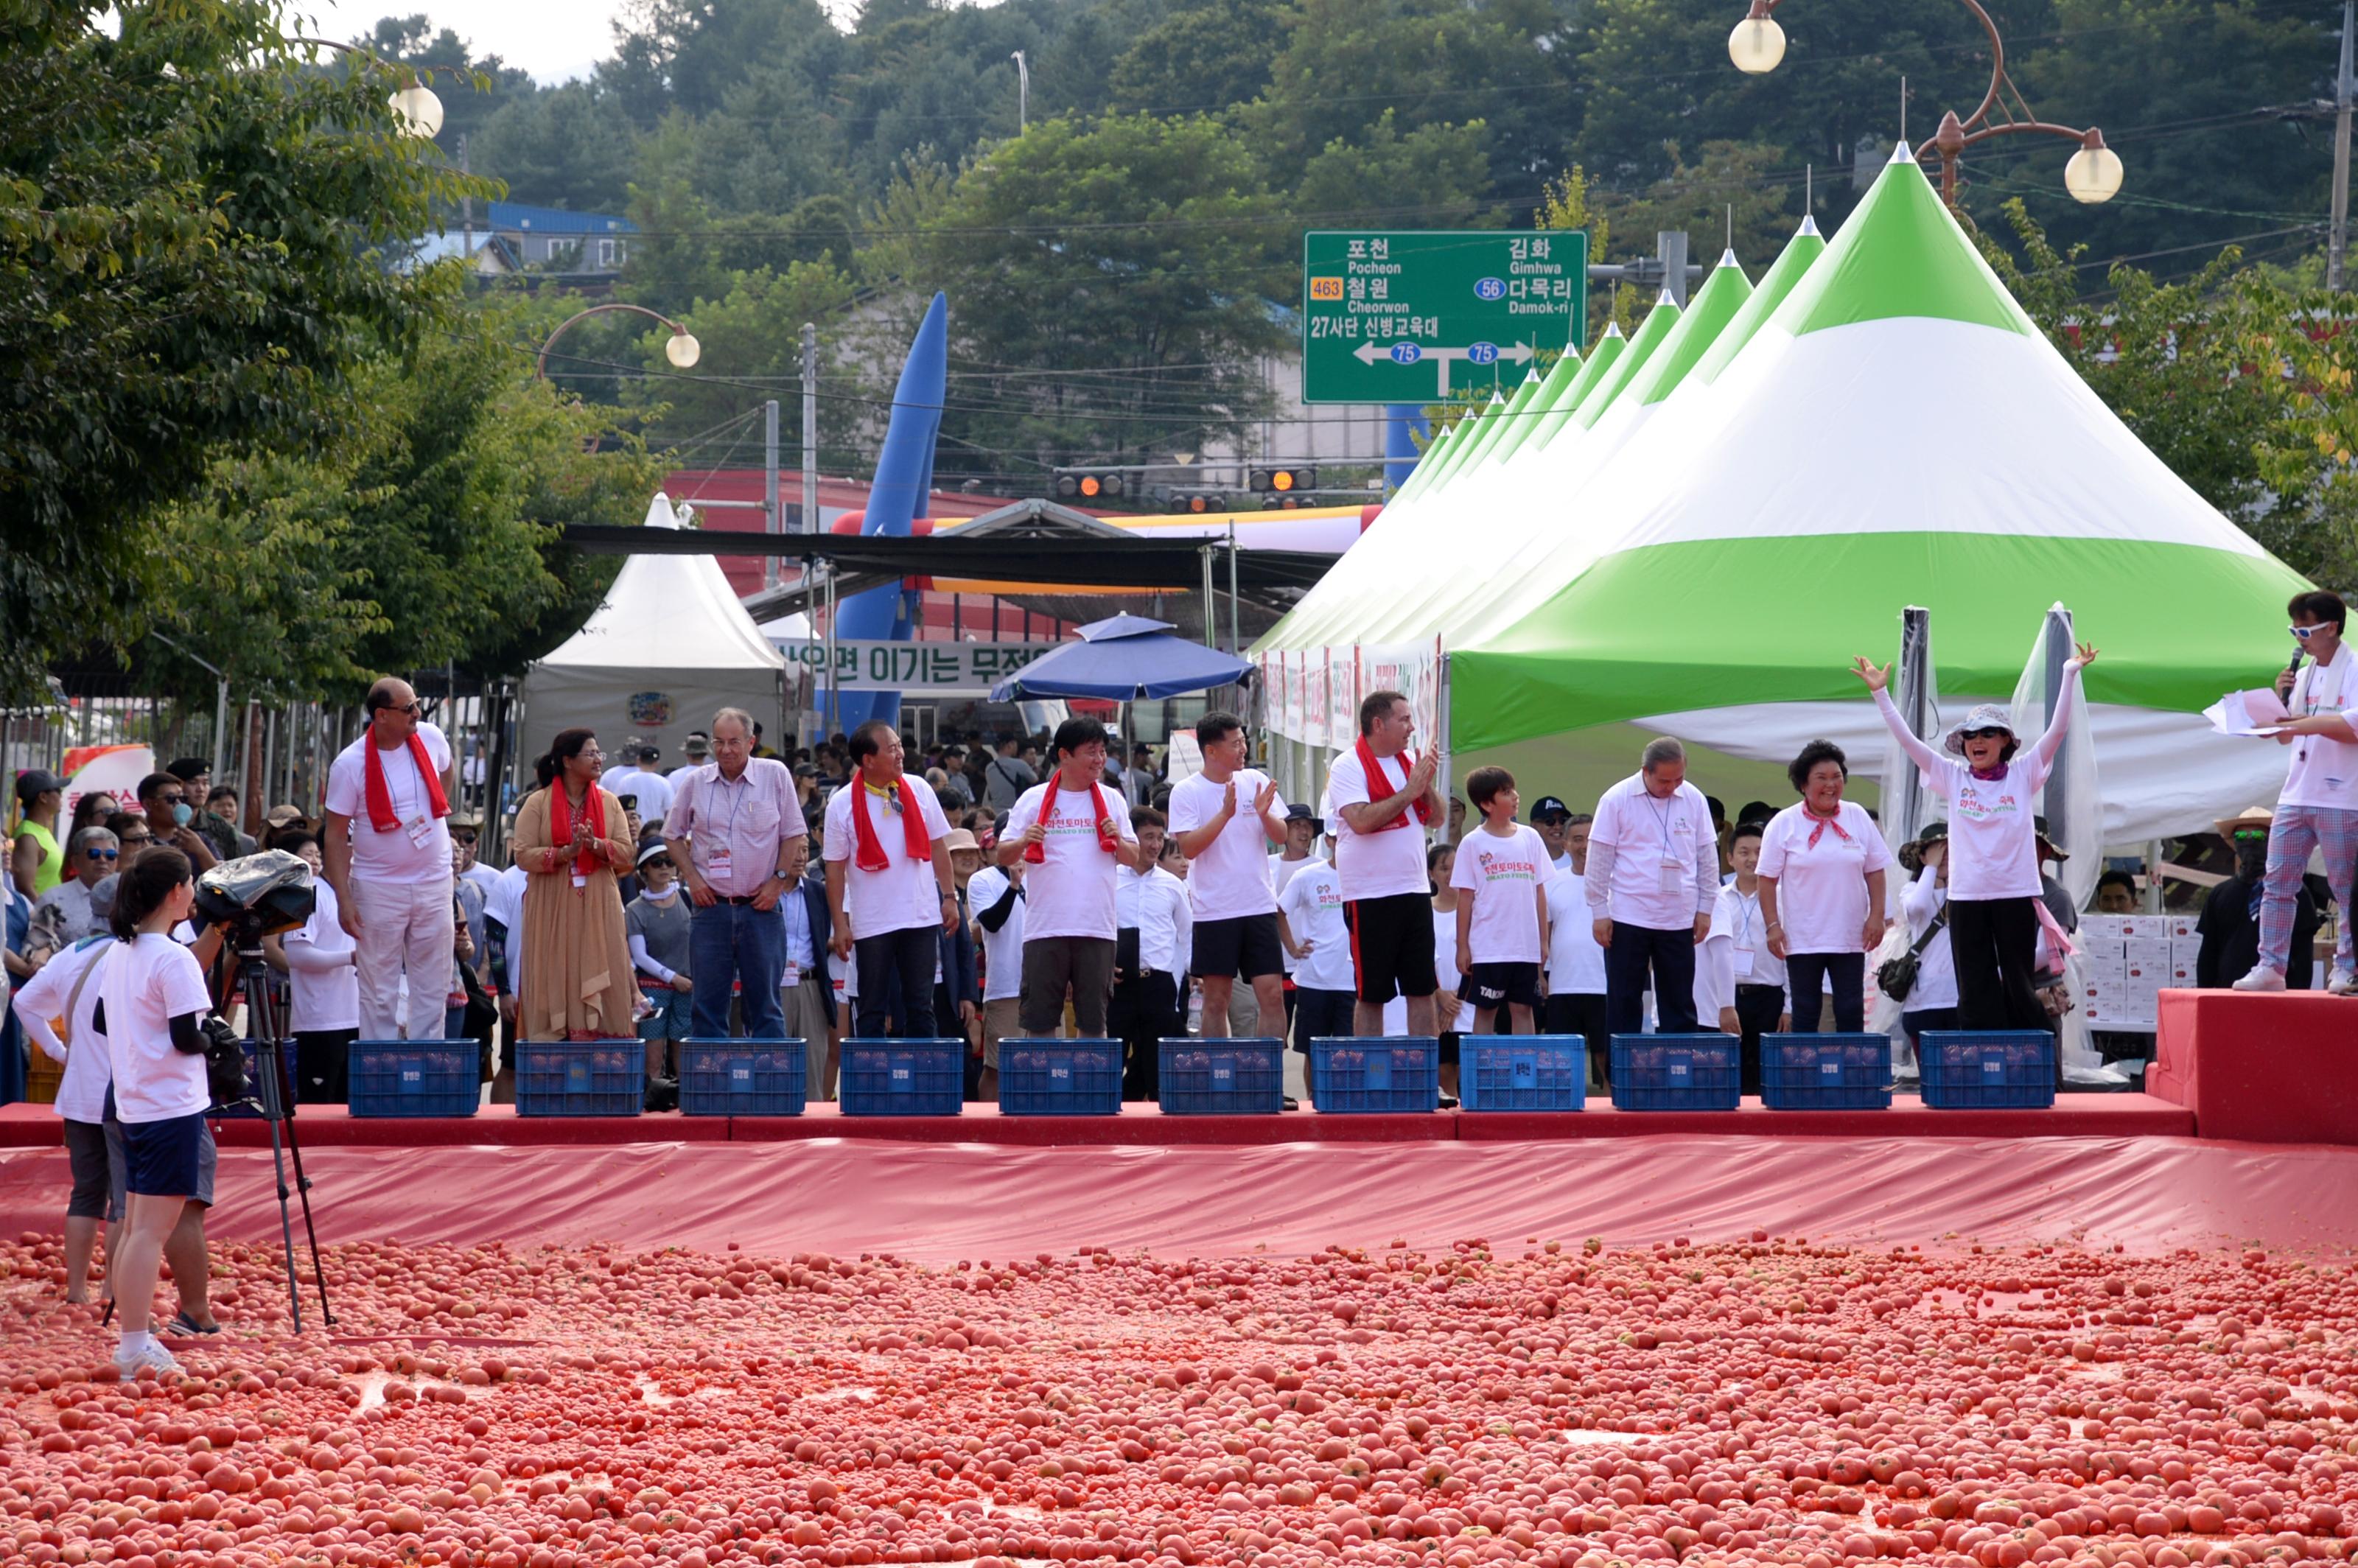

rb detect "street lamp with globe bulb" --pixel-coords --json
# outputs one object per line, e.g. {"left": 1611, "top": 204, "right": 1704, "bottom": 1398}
{"left": 1724, "top": 0, "right": 2119, "bottom": 209}
{"left": 389, "top": 80, "right": 444, "bottom": 139}
{"left": 536, "top": 303, "right": 706, "bottom": 380}
{"left": 665, "top": 332, "right": 702, "bottom": 369}
{"left": 1727, "top": 5, "right": 1785, "bottom": 74}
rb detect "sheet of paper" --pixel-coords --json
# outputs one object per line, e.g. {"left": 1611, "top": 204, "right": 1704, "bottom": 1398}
{"left": 2203, "top": 687, "right": 2291, "bottom": 737}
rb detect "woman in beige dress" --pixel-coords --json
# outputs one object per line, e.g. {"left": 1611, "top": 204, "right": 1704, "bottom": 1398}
{"left": 511, "top": 729, "right": 637, "bottom": 1040}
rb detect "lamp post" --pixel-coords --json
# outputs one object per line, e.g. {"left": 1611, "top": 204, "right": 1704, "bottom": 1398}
{"left": 1726, "top": 0, "right": 2121, "bottom": 209}
{"left": 287, "top": 36, "right": 445, "bottom": 139}
{"left": 534, "top": 303, "right": 702, "bottom": 380}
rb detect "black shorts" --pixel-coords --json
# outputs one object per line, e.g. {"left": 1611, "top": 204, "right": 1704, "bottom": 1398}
{"left": 1466, "top": 961, "right": 1542, "bottom": 1011}
{"left": 1343, "top": 892, "right": 1437, "bottom": 1006}
{"left": 1192, "top": 913, "right": 1284, "bottom": 981}
{"left": 63, "top": 1119, "right": 111, "bottom": 1220}
{"left": 119, "top": 1112, "right": 207, "bottom": 1199}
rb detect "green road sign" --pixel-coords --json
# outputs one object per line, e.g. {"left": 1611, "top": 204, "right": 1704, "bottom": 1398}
{"left": 1301, "top": 229, "right": 1589, "bottom": 404}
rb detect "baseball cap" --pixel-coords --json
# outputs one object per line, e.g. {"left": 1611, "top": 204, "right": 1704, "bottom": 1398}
{"left": 15, "top": 769, "right": 65, "bottom": 802}
{"left": 1528, "top": 796, "right": 1572, "bottom": 822}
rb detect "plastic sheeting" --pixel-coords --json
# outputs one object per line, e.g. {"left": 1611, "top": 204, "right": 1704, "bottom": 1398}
{"left": 6, "top": 1135, "right": 2354, "bottom": 1264}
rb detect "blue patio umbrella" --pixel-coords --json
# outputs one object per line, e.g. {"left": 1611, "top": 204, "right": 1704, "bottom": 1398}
{"left": 989, "top": 615, "right": 1253, "bottom": 702}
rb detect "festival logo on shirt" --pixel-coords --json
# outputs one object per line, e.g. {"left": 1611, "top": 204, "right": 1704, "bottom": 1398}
{"left": 1474, "top": 848, "right": 1542, "bottom": 883}
{"left": 1953, "top": 780, "right": 2019, "bottom": 824}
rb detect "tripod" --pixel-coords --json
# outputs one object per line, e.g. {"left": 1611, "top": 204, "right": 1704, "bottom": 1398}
{"left": 228, "top": 935, "right": 335, "bottom": 1332}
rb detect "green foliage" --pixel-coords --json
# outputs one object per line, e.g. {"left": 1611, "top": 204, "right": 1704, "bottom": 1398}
{"left": 158, "top": 304, "right": 657, "bottom": 699}
{"left": 623, "top": 260, "right": 863, "bottom": 465}
{"left": 858, "top": 114, "right": 1290, "bottom": 476}
{"left": 470, "top": 80, "right": 640, "bottom": 214}
{"left": 1108, "top": 0, "right": 1288, "bottom": 116}
{"left": 0, "top": 0, "right": 487, "bottom": 702}
{"left": 1295, "top": 111, "right": 1501, "bottom": 228}
{"left": 2239, "top": 281, "right": 2358, "bottom": 597}
{"left": 1601, "top": 141, "right": 1796, "bottom": 279}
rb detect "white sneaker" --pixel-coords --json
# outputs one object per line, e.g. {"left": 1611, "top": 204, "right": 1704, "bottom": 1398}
{"left": 113, "top": 1340, "right": 181, "bottom": 1379}
{"left": 2231, "top": 966, "right": 2288, "bottom": 993}
{"left": 2329, "top": 969, "right": 2358, "bottom": 997}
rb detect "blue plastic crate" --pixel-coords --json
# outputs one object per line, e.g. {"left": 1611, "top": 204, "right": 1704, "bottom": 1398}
{"left": 514, "top": 1040, "right": 643, "bottom": 1116}
{"left": 1759, "top": 1033, "right": 1893, "bottom": 1110}
{"left": 1610, "top": 1035, "right": 1740, "bottom": 1111}
{"left": 839, "top": 1039, "right": 966, "bottom": 1116}
{"left": 1309, "top": 1037, "right": 1439, "bottom": 1113}
{"left": 1158, "top": 1039, "right": 1285, "bottom": 1115}
{"left": 679, "top": 1038, "right": 807, "bottom": 1117}
{"left": 1918, "top": 1030, "right": 2057, "bottom": 1108}
{"left": 210, "top": 1038, "right": 298, "bottom": 1119}
{"left": 1000, "top": 1038, "right": 1124, "bottom": 1116}
{"left": 1460, "top": 1037, "right": 1589, "bottom": 1111}
{"left": 348, "top": 1040, "right": 481, "bottom": 1118}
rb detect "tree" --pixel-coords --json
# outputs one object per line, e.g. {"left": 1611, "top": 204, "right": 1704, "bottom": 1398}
{"left": 2239, "top": 281, "right": 2358, "bottom": 596}
{"left": 470, "top": 79, "right": 640, "bottom": 214}
{"left": 858, "top": 115, "right": 1290, "bottom": 480}
{"left": 0, "top": 0, "right": 483, "bottom": 701}
{"left": 622, "top": 260, "right": 864, "bottom": 466}
{"left": 360, "top": 14, "right": 540, "bottom": 168}
{"left": 1598, "top": 140, "right": 1796, "bottom": 279}
{"left": 1294, "top": 111, "right": 1501, "bottom": 228}
{"left": 156, "top": 299, "right": 659, "bottom": 699}
{"left": 1108, "top": 0, "right": 1288, "bottom": 116}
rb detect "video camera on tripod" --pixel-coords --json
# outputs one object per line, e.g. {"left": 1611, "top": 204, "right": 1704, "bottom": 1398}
{"left": 193, "top": 849, "right": 335, "bottom": 1330}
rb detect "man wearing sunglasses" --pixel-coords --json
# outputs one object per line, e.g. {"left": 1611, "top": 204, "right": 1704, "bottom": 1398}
{"left": 133, "top": 773, "right": 218, "bottom": 873}
{"left": 32, "top": 827, "right": 119, "bottom": 943}
{"left": 323, "top": 676, "right": 461, "bottom": 1040}
{"left": 2237, "top": 591, "right": 2358, "bottom": 993}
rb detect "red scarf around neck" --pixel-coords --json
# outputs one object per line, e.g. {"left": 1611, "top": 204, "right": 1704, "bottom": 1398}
{"left": 363, "top": 730, "right": 449, "bottom": 833}
{"left": 1802, "top": 802, "right": 1853, "bottom": 850}
{"left": 1354, "top": 736, "right": 1432, "bottom": 831}
{"left": 1024, "top": 776, "right": 1120, "bottom": 864}
{"left": 547, "top": 781, "right": 606, "bottom": 890}
{"left": 851, "top": 773, "right": 931, "bottom": 872}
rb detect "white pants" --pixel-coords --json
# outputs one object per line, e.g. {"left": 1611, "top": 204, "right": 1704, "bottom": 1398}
{"left": 351, "top": 878, "right": 455, "bottom": 1040}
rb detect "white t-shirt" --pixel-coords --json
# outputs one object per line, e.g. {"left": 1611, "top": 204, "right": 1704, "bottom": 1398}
{"left": 966, "top": 865, "right": 1026, "bottom": 1002}
{"left": 1383, "top": 906, "right": 1474, "bottom": 1033}
{"left": 459, "top": 861, "right": 503, "bottom": 900}
{"left": 821, "top": 774, "right": 951, "bottom": 939}
{"left": 1542, "top": 867, "right": 1606, "bottom": 994}
{"left": 323, "top": 723, "right": 456, "bottom": 885}
{"left": 13, "top": 936, "right": 113, "bottom": 1123}
{"left": 283, "top": 878, "right": 361, "bottom": 1034}
{"left": 1586, "top": 773, "right": 1718, "bottom": 929}
{"left": 1878, "top": 675, "right": 2076, "bottom": 902}
{"left": 601, "top": 766, "right": 675, "bottom": 825}
{"left": 2281, "top": 645, "right": 2358, "bottom": 809}
{"left": 99, "top": 934, "right": 214, "bottom": 1124}
{"left": 485, "top": 864, "right": 528, "bottom": 998}
{"left": 1899, "top": 876, "right": 1959, "bottom": 1012}
{"left": 1166, "top": 770, "right": 1284, "bottom": 921}
{"left": 1323, "top": 748, "right": 1432, "bottom": 901}
{"left": 1003, "top": 779, "right": 1137, "bottom": 941}
{"left": 1711, "top": 881, "right": 1788, "bottom": 989}
{"left": 1270, "top": 853, "right": 1317, "bottom": 973}
{"left": 1277, "top": 861, "right": 1354, "bottom": 993}
{"left": 1756, "top": 801, "right": 1894, "bottom": 955}
{"left": 1449, "top": 824, "right": 1550, "bottom": 965}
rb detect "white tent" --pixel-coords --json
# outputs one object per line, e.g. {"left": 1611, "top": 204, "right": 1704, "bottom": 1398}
{"left": 522, "top": 493, "right": 788, "bottom": 762}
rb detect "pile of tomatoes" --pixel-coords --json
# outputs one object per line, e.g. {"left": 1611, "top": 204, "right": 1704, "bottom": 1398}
{"left": 1, "top": 1228, "right": 2352, "bottom": 1568}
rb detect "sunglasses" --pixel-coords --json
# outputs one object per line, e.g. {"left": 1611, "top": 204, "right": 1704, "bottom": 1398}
{"left": 2233, "top": 828, "right": 2270, "bottom": 841}
{"left": 120, "top": 835, "right": 153, "bottom": 846}
{"left": 85, "top": 848, "right": 119, "bottom": 861}
{"left": 1964, "top": 727, "right": 2011, "bottom": 741}
{"left": 642, "top": 858, "right": 675, "bottom": 872}
{"left": 2292, "top": 624, "right": 2330, "bottom": 640}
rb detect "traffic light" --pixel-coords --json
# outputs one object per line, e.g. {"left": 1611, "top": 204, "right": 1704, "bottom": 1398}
{"left": 1248, "top": 466, "right": 1315, "bottom": 507}
{"left": 1054, "top": 469, "right": 1126, "bottom": 502}
{"left": 1169, "top": 489, "right": 1225, "bottom": 514}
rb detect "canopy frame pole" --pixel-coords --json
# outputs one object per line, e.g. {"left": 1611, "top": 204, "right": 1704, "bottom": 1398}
{"left": 1227, "top": 525, "right": 1241, "bottom": 658}
{"left": 2041, "top": 603, "right": 2073, "bottom": 826}
{"left": 1200, "top": 545, "right": 1216, "bottom": 649}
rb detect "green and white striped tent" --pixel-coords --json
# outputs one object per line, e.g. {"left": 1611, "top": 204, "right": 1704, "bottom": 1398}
{"left": 1257, "top": 146, "right": 2307, "bottom": 842}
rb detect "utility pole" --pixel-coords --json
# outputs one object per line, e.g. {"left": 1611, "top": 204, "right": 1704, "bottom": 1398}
{"left": 458, "top": 133, "right": 472, "bottom": 259}
{"left": 1011, "top": 52, "right": 1029, "bottom": 132}
{"left": 2334, "top": 0, "right": 2354, "bottom": 291}
{"left": 763, "top": 399, "right": 780, "bottom": 592}
{"left": 800, "top": 323, "right": 819, "bottom": 535}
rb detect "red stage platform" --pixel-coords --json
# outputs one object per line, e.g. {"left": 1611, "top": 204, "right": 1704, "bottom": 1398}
{"left": 2149, "top": 987, "right": 2358, "bottom": 1146}
{"left": 0, "top": 1093, "right": 2194, "bottom": 1149}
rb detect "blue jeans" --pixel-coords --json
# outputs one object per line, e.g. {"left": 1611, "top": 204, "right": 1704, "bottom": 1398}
{"left": 1606, "top": 921, "right": 1698, "bottom": 1035}
{"left": 689, "top": 900, "right": 786, "bottom": 1039}
{"left": 855, "top": 924, "right": 940, "bottom": 1038}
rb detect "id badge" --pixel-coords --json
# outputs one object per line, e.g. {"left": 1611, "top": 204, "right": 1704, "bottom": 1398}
{"left": 783, "top": 962, "right": 800, "bottom": 990}
{"left": 1658, "top": 854, "right": 1684, "bottom": 892}
{"left": 405, "top": 813, "right": 433, "bottom": 848}
{"left": 1732, "top": 948, "right": 1756, "bottom": 978}
{"left": 571, "top": 872, "right": 587, "bottom": 890}
{"left": 707, "top": 844, "right": 735, "bottom": 881}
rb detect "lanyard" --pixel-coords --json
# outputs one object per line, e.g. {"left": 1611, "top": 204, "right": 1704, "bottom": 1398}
{"left": 1642, "top": 790, "right": 1679, "bottom": 857}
